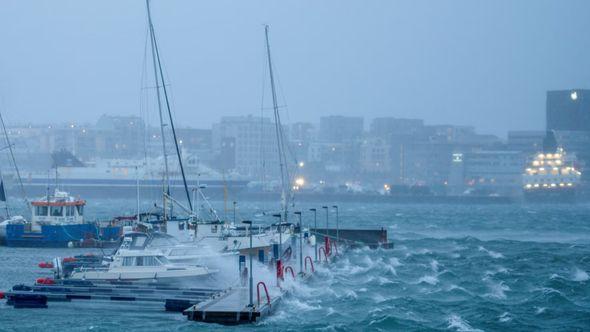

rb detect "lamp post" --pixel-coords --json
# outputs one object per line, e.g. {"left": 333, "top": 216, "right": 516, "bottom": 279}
{"left": 242, "top": 220, "right": 253, "bottom": 307}
{"left": 294, "top": 211, "right": 302, "bottom": 274}
{"left": 332, "top": 205, "right": 339, "bottom": 244}
{"left": 233, "top": 201, "right": 237, "bottom": 224}
{"left": 309, "top": 208, "right": 317, "bottom": 261}
{"left": 322, "top": 206, "right": 330, "bottom": 255}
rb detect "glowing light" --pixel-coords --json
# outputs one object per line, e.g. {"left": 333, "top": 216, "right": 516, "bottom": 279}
{"left": 383, "top": 184, "right": 391, "bottom": 191}
{"left": 294, "top": 177, "right": 305, "bottom": 187}
{"left": 567, "top": 183, "right": 573, "bottom": 186}
{"left": 525, "top": 184, "right": 532, "bottom": 189}
{"left": 298, "top": 161, "right": 305, "bottom": 168}
{"left": 538, "top": 154, "right": 545, "bottom": 159}
{"left": 571, "top": 91, "right": 578, "bottom": 100}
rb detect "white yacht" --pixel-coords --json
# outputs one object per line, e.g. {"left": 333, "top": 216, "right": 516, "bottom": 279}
{"left": 68, "top": 248, "right": 213, "bottom": 283}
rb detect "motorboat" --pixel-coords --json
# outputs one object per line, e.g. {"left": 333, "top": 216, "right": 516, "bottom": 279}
{"left": 67, "top": 248, "right": 214, "bottom": 283}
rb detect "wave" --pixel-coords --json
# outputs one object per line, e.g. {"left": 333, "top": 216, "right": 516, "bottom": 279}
{"left": 572, "top": 267, "right": 589, "bottom": 282}
{"left": 417, "top": 274, "right": 439, "bottom": 285}
{"left": 498, "top": 312, "right": 512, "bottom": 323}
{"left": 484, "top": 280, "right": 510, "bottom": 299}
{"left": 447, "top": 314, "right": 484, "bottom": 332}
{"left": 478, "top": 246, "right": 504, "bottom": 259}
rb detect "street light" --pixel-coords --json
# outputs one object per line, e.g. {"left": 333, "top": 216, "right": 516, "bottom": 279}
{"left": 242, "top": 220, "right": 253, "bottom": 307}
{"left": 233, "top": 201, "right": 237, "bottom": 224}
{"left": 309, "top": 208, "right": 317, "bottom": 261}
{"left": 294, "top": 211, "right": 302, "bottom": 274}
{"left": 332, "top": 205, "right": 339, "bottom": 243}
{"left": 322, "top": 206, "right": 330, "bottom": 255}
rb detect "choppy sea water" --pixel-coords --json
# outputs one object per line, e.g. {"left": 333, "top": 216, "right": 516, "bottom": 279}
{"left": 1, "top": 200, "right": 589, "bottom": 331}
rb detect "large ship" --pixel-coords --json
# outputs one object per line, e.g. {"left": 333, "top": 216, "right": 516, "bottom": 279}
{"left": 6, "top": 151, "right": 249, "bottom": 199}
{"left": 522, "top": 147, "right": 582, "bottom": 202}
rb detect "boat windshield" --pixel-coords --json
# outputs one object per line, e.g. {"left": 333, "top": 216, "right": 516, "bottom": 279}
{"left": 121, "top": 255, "right": 163, "bottom": 267}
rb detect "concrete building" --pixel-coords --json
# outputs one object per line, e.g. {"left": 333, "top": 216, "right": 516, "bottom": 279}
{"left": 546, "top": 89, "right": 590, "bottom": 132}
{"left": 319, "top": 116, "right": 363, "bottom": 143}
{"left": 507, "top": 131, "right": 545, "bottom": 154}
{"left": 211, "top": 115, "right": 280, "bottom": 177}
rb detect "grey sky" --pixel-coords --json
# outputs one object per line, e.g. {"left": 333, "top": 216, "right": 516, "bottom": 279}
{"left": 0, "top": 1, "right": 589, "bottom": 136}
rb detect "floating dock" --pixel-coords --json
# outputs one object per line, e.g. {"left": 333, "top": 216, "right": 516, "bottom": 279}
{"left": 1, "top": 226, "right": 391, "bottom": 325}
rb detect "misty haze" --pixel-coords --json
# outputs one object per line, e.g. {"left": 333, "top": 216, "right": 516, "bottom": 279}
{"left": 0, "top": 1, "right": 588, "bottom": 331}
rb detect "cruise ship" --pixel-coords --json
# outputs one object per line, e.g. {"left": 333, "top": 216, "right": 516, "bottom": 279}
{"left": 6, "top": 152, "right": 249, "bottom": 199}
{"left": 522, "top": 147, "right": 582, "bottom": 202}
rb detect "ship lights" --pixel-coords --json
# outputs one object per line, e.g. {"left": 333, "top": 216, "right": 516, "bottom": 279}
{"left": 567, "top": 183, "right": 573, "bottom": 186}
{"left": 571, "top": 91, "right": 578, "bottom": 101}
{"left": 532, "top": 160, "right": 540, "bottom": 166}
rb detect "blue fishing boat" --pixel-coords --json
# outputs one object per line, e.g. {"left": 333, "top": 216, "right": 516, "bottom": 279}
{"left": 2, "top": 189, "right": 121, "bottom": 248}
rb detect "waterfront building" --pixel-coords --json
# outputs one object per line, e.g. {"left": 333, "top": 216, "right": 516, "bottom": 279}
{"left": 319, "top": 116, "right": 363, "bottom": 143}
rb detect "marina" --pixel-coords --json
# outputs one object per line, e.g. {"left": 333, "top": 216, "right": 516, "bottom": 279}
{"left": 0, "top": 0, "right": 589, "bottom": 330}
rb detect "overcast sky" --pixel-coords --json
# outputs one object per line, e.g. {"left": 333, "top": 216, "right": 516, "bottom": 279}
{"left": 0, "top": 1, "right": 589, "bottom": 136}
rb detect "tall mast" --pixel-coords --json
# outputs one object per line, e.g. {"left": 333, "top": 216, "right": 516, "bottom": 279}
{"left": 145, "top": 0, "right": 193, "bottom": 213}
{"left": 264, "top": 25, "right": 290, "bottom": 222}
{"left": 0, "top": 110, "right": 28, "bottom": 208}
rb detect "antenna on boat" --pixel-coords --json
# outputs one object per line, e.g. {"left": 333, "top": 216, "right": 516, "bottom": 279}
{"left": 145, "top": 0, "right": 193, "bottom": 217}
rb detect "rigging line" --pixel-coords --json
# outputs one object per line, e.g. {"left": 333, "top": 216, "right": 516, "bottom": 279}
{"left": 0, "top": 110, "right": 28, "bottom": 208}
{"left": 147, "top": 0, "right": 193, "bottom": 212}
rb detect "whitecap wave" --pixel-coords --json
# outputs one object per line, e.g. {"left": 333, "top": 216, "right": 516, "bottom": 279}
{"left": 447, "top": 314, "right": 484, "bottom": 332}
{"left": 418, "top": 274, "right": 439, "bottom": 285}
{"left": 572, "top": 267, "right": 589, "bottom": 282}
{"left": 478, "top": 246, "right": 504, "bottom": 259}
{"left": 498, "top": 312, "right": 512, "bottom": 323}
{"left": 484, "top": 280, "right": 510, "bottom": 299}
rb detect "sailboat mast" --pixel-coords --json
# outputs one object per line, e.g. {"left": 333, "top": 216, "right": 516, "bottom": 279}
{"left": 0, "top": 110, "right": 29, "bottom": 208}
{"left": 146, "top": 0, "right": 170, "bottom": 217}
{"left": 264, "top": 25, "right": 289, "bottom": 222}
{"left": 146, "top": 0, "right": 193, "bottom": 213}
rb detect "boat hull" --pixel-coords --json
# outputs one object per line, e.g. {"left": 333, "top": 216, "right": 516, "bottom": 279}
{"left": 523, "top": 187, "right": 578, "bottom": 203}
{"left": 5, "top": 223, "right": 122, "bottom": 248}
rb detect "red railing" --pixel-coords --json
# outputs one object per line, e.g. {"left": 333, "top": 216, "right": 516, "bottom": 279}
{"left": 331, "top": 241, "right": 339, "bottom": 255}
{"left": 284, "top": 266, "right": 295, "bottom": 279}
{"left": 304, "top": 256, "right": 315, "bottom": 273}
{"left": 318, "top": 246, "right": 328, "bottom": 262}
{"left": 257, "top": 281, "right": 271, "bottom": 307}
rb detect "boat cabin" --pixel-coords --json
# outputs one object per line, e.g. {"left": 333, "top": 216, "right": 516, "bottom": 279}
{"left": 31, "top": 189, "right": 85, "bottom": 225}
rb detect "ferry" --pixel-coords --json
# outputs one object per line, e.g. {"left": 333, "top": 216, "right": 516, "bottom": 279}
{"left": 8, "top": 152, "right": 249, "bottom": 199}
{"left": 522, "top": 147, "right": 582, "bottom": 202}
{"left": 2, "top": 189, "right": 121, "bottom": 247}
